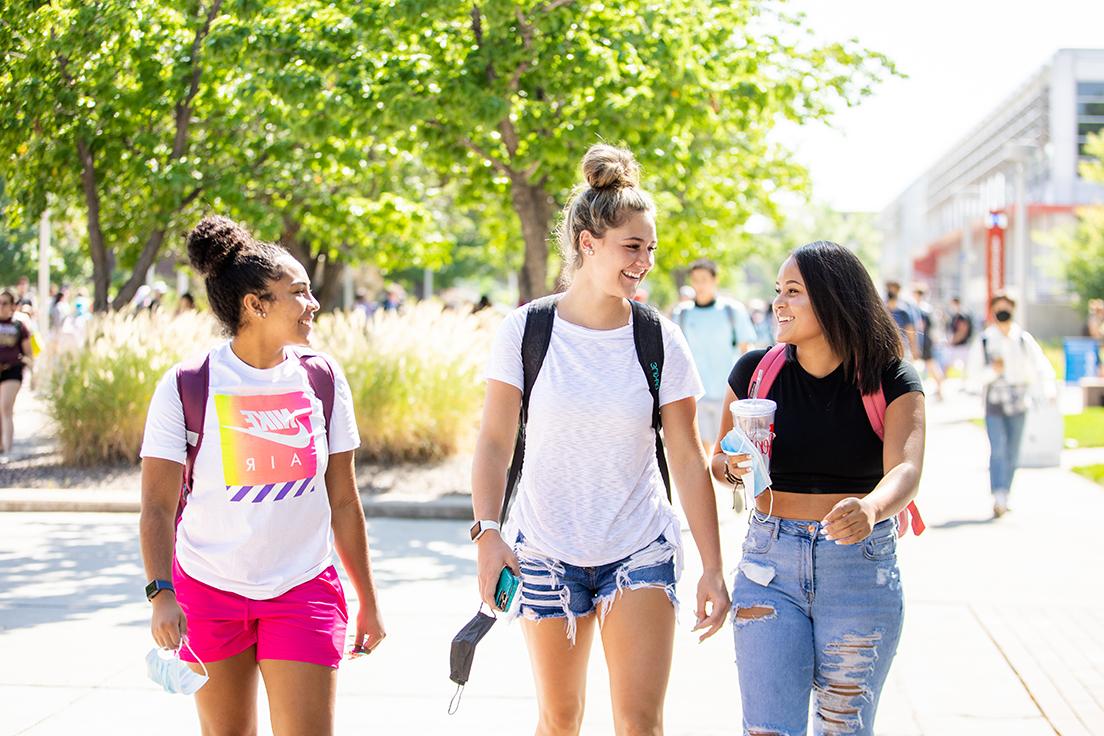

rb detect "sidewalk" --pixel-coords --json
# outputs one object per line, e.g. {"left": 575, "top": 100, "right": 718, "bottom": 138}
{"left": 2, "top": 384, "right": 1103, "bottom": 734}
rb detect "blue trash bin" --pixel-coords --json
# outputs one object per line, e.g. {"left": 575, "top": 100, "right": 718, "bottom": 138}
{"left": 1064, "top": 337, "right": 1100, "bottom": 384}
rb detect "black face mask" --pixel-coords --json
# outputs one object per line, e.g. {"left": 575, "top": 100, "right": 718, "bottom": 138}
{"left": 448, "top": 608, "right": 497, "bottom": 714}
{"left": 995, "top": 310, "right": 1013, "bottom": 323}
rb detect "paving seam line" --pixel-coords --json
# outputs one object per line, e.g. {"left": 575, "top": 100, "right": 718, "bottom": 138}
{"left": 968, "top": 603, "right": 1062, "bottom": 735}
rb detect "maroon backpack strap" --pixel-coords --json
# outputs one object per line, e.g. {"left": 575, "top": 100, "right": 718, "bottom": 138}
{"left": 299, "top": 353, "right": 335, "bottom": 442}
{"left": 175, "top": 353, "right": 211, "bottom": 520}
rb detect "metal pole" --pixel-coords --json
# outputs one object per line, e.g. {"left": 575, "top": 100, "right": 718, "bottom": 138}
{"left": 423, "top": 268, "right": 434, "bottom": 300}
{"left": 37, "top": 208, "right": 50, "bottom": 317}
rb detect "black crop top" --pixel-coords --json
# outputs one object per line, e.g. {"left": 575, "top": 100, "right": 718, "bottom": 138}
{"left": 728, "top": 346, "right": 923, "bottom": 494}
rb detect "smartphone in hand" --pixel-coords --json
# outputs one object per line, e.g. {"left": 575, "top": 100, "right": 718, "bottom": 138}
{"left": 494, "top": 567, "right": 520, "bottom": 612}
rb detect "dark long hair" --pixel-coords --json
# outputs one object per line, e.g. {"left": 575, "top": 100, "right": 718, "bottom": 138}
{"left": 791, "top": 241, "right": 903, "bottom": 395}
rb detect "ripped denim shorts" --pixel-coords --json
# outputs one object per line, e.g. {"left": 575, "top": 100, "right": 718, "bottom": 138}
{"left": 512, "top": 531, "right": 678, "bottom": 643}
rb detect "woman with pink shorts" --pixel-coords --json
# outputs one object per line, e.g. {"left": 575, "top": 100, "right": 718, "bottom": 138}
{"left": 139, "top": 216, "right": 385, "bottom": 735}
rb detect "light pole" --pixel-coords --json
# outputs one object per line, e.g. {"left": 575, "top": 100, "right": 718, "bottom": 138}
{"left": 37, "top": 207, "right": 50, "bottom": 315}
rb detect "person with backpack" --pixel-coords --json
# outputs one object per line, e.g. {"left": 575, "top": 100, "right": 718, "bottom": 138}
{"left": 714, "top": 241, "right": 926, "bottom": 736}
{"left": 471, "top": 144, "right": 729, "bottom": 735}
{"left": 673, "top": 258, "right": 757, "bottom": 455}
{"left": 138, "top": 216, "right": 385, "bottom": 735}
{"left": 0, "top": 288, "right": 33, "bottom": 464}
{"left": 966, "top": 292, "right": 1055, "bottom": 518}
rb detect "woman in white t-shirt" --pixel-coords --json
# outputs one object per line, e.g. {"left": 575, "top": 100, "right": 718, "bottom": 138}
{"left": 139, "top": 216, "right": 384, "bottom": 735}
{"left": 471, "top": 144, "right": 730, "bottom": 734}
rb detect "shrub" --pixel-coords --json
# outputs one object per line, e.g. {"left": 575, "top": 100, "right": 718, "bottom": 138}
{"left": 45, "top": 303, "right": 497, "bottom": 465}
{"left": 313, "top": 303, "right": 496, "bottom": 462}
{"left": 45, "top": 311, "right": 220, "bottom": 464}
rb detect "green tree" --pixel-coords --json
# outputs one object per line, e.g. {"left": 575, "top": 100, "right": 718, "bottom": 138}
{"left": 372, "top": 1, "right": 895, "bottom": 301}
{"left": 1058, "top": 132, "right": 1104, "bottom": 304}
{"left": 0, "top": 1, "right": 442, "bottom": 311}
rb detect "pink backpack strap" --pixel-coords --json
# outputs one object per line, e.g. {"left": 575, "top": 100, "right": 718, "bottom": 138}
{"left": 748, "top": 343, "right": 788, "bottom": 398}
{"left": 175, "top": 353, "right": 211, "bottom": 521}
{"left": 861, "top": 385, "right": 925, "bottom": 538}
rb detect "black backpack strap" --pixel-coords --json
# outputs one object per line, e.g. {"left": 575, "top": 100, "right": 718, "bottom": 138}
{"left": 630, "top": 300, "right": 671, "bottom": 502}
{"left": 500, "top": 295, "right": 559, "bottom": 525}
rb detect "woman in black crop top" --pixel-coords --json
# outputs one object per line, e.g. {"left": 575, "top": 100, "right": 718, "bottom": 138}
{"left": 709, "top": 241, "right": 925, "bottom": 735}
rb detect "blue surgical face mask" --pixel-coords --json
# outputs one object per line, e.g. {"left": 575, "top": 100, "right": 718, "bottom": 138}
{"left": 146, "top": 639, "right": 209, "bottom": 695}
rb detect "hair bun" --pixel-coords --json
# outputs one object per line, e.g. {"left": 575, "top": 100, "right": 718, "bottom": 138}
{"left": 582, "top": 144, "right": 640, "bottom": 191}
{"left": 187, "top": 215, "right": 251, "bottom": 277}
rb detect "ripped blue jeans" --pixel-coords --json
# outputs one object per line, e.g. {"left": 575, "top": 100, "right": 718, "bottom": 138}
{"left": 732, "top": 515, "right": 903, "bottom": 736}
{"left": 512, "top": 531, "right": 678, "bottom": 644}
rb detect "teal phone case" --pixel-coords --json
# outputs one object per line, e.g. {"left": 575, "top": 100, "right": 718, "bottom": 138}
{"left": 494, "top": 567, "right": 520, "bottom": 611}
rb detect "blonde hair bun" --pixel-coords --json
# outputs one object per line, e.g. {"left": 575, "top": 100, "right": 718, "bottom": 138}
{"left": 582, "top": 143, "right": 640, "bottom": 191}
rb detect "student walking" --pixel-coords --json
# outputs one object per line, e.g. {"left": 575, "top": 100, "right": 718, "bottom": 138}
{"left": 715, "top": 241, "right": 925, "bottom": 736}
{"left": 966, "top": 292, "right": 1055, "bottom": 517}
{"left": 0, "top": 289, "right": 33, "bottom": 463}
{"left": 471, "top": 144, "right": 729, "bottom": 735}
{"left": 139, "top": 216, "right": 384, "bottom": 735}
{"left": 673, "top": 258, "right": 756, "bottom": 454}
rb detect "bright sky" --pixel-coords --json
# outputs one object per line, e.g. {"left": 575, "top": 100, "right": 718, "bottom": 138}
{"left": 781, "top": 0, "right": 1104, "bottom": 213}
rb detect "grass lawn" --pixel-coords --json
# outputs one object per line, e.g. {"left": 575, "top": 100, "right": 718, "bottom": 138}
{"left": 969, "top": 407, "right": 1104, "bottom": 448}
{"left": 1065, "top": 407, "right": 1104, "bottom": 448}
{"left": 1072, "top": 464, "right": 1104, "bottom": 486}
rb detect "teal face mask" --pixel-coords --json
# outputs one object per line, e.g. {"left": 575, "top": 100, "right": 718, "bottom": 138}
{"left": 146, "top": 639, "right": 209, "bottom": 695}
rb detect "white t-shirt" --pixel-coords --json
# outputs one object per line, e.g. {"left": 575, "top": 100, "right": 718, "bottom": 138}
{"left": 486, "top": 303, "right": 703, "bottom": 567}
{"left": 141, "top": 342, "right": 360, "bottom": 599}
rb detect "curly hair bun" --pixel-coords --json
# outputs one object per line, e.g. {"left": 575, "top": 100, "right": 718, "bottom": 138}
{"left": 582, "top": 143, "right": 640, "bottom": 191}
{"left": 187, "top": 215, "right": 252, "bottom": 277}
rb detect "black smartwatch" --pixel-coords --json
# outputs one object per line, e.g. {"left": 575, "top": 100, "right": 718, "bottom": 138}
{"left": 145, "top": 579, "right": 175, "bottom": 601}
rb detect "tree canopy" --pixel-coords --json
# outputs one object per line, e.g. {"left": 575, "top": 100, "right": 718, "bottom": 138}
{"left": 0, "top": 1, "right": 442, "bottom": 310}
{"left": 1, "top": 1, "right": 896, "bottom": 307}
{"left": 1057, "top": 132, "right": 1104, "bottom": 306}
{"left": 370, "top": 0, "right": 895, "bottom": 299}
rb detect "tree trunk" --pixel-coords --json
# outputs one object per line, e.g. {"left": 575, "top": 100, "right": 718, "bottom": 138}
{"left": 510, "top": 178, "right": 555, "bottom": 302}
{"left": 314, "top": 258, "right": 344, "bottom": 312}
{"left": 76, "top": 138, "right": 112, "bottom": 312}
{"left": 110, "top": 230, "right": 167, "bottom": 311}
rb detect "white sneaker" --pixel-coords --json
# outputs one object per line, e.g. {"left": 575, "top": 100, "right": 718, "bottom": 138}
{"left": 993, "top": 490, "right": 1009, "bottom": 518}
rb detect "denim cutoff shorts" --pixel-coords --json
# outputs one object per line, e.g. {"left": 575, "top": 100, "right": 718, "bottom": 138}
{"left": 511, "top": 531, "right": 678, "bottom": 643}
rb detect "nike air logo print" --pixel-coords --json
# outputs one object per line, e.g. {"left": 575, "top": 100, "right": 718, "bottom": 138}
{"left": 214, "top": 391, "right": 319, "bottom": 497}
{"left": 229, "top": 407, "right": 314, "bottom": 448}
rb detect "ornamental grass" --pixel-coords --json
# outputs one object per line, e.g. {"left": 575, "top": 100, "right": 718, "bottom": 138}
{"left": 44, "top": 303, "right": 495, "bottom": 465}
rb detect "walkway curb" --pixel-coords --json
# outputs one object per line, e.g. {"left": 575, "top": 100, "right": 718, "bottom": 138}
{"left": 0, "top": 489, "right": 473, "bottom": 520}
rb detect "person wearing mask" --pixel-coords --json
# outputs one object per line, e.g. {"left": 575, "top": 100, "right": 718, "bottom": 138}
{"left": 716, "top": 241, "right": 925, "bottom": 736}
{"left": 967, "top": 292, "right": 1055, "bottom": 517}
{"left": 139, "top": 216, "right": 385, "bottom": 734}
{"left": 472, "top": 144, "right": 729, "bottom": 735}
{"left": 674, "top": 258, "right": 756, "bottom": 454}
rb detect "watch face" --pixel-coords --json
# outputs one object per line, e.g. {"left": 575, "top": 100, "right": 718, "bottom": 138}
{"left": 469, "top": 521, "right": 482, "bottom": 541}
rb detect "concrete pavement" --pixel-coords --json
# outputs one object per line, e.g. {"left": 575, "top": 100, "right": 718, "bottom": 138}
{"left": 2, "top": 391, "right": 1103, "bottom": 734}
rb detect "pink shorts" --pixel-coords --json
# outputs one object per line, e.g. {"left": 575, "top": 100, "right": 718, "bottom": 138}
{"left": 172, "top": 560, "right": 348, "bottom": 669}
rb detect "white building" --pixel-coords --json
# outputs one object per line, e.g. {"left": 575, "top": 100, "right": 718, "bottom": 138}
{"left": 880, "top": 48, "right": 1104, "bottom": 337}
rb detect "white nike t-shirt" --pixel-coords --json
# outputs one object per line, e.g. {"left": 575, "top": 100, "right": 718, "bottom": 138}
{"left": 141, "top": 341, "right": 360, "bottom": 599}
{"left": 486, "top": 303, "right": 703, "bottom": 567}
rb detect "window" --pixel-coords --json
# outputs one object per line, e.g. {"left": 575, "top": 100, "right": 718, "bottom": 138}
{"left": 1076, "top": 81, "right": 1104, "bottom": 164}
